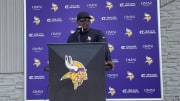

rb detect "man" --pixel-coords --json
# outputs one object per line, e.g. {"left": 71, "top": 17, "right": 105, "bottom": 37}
{"left": 67, "top": 11, "right": 114, "bottom": 70}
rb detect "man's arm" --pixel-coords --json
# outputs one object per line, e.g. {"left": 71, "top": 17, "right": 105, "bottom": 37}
{"left": 97, "top": 30, "right": 115, "bottom": 70}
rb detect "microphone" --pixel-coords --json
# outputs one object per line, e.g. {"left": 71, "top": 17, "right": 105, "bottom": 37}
{"left": 74, "top": 26, "right": 82, "bottom": 36}
{"left": 74, "top": 26, "right": 83, "bottom": 42}
{"left": 76, "top": 26, "right": 83, "bottom": 33}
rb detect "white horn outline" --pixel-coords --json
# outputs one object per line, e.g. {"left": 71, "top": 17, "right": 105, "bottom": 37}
{"left": 65, "top": 55, "right": 78, "bottom": 71}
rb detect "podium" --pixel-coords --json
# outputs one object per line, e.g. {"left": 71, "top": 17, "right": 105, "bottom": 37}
{"left": 48, "top": 43, "right": 106, "bottom": 101}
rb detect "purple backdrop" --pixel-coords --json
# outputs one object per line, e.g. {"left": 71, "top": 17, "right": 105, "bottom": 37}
{"left": 25, "top": 0, "right": 162, "bottom": 100}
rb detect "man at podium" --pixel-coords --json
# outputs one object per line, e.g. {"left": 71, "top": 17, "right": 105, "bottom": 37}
{"left": 67, "top": 11, "right": 114, "bottom": 70}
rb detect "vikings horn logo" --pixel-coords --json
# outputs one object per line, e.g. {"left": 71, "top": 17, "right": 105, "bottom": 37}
{"left": 145, "top": 56, "right": 153, "bottom": 65}
{"left": 33, "top": 16, "right": 40, "bottom": 25}
{"left": 51, "top": 3, "right": 58, "bottom": 12}
{"left": 108, "top": 86, "right": 116, "bottom": 96}
{"left": 60, "top": 55, "right": 88, "bottom": 90}
{"left": 106, "top": 1, "right": 113, "bottom": 10}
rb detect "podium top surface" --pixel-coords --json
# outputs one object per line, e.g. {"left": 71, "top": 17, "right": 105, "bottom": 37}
{"left": 47, "top": 42, "right": 106, "bottom": 46}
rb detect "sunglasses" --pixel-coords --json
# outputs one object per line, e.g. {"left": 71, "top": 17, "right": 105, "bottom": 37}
{"left": 78, "top": 18, "right": 90, "bottom": 22}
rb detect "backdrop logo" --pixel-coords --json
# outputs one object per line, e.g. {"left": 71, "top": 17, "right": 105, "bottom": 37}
{"left": 125, "top": 28, "right": 133, "bottom": 37}
{"left": 65, "top": 4, "right": 80, "bottom": 9}
{"left": 144, "top": 13, "right": 151, "bottom": 22}
{"left": 139, "top": 29, "right": 156, "bottom": 34}
{"left": 29, "top": 75, "right": 45, "bottom": 80}
{"left": 141, "top": 1, "right": 152, "bottom": 7}
{"left": 60, "top": 55, "right": 88, "bottom": 90}
{"left": 32, "top": 5, "right": 42, "bottom": 10}
{"left": 126, "top": 58, "right": 136, "bottom": 64}
{"left": 122, "top": 89, "right": 140, "bottom": 94}
{"left": 108, "top": 43, "right": 114, "bottom": 53}
{"left": 144, "top": 88, "right": 156, "bottom": 94}
{"left": 51, "top": 32, "right": 61, "bottom": 38}
{"left": 101, "top": 16, "right": 118, "bottom": 21}
{"left": 33, "top": 58, "right": 41, "bottom": 67}
{"left": 90, "top": 15, "right": 95, "bottom": 23}
{"left": 126, "top": 71, "right": 134, "bottom": 81}
{"left": 87, "top": 3, "right": 97, "bottom": 8}
{"left": 47, "top": 18, "right": 63, "bottom": 22}
{"left": 121, "top": 45, "right": 137, "bottom": 50}
{"left": 141, "top": 74, "right": 158, "bottom": 78}
{"left": 106, "top": 73, "right": 119, "bottom": 79}
{"left": 108, "top": 86, "right": 116, "bottom": 96}
{"left": 145, "top": 56, "right": 153, "bottom": 65}
{"left": 106, "top": 30, "right": 117, "bottom": 35}
{"left": 69, "top": 17, "right": 77, "bottom": 22}
{"left": 120, "top": 2, "right": 136, "bottom": 7}
{"left": 32, "top": 89, "right": 43, "bottom": 95}
{"left": 32, "top": 47, "right": 43, "bottom": 52}
{"left": 106, "top": 1, "right": 113, "bottom": 10}
{"left": 124, "top": 15, "right": 136, "bottom": 20}
{"left": 142, "top": 44, "right": 154, "bottom": 50}
{"left": 33, "top": 16, "right": 40, "bottom": 25}
{"left": 51, "top": 3, "right": 59, "bottom": 12}
{"left": 28, "top": 33, "right": 45, "bottom": 38}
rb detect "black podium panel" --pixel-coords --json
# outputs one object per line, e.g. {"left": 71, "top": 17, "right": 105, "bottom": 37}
{"left": 48, "top": 43, "right": 106, "bottom": 101}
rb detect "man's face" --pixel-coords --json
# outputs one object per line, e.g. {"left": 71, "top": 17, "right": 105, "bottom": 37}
{"left": 77, "top": 18, "right": 90, "bottom": 31}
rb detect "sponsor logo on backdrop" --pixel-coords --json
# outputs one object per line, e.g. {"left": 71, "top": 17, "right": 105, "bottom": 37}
{"left": 120, "top": 2, "right": 136, "bottom": 7}
{"left": 87, "top": 3, "right": 97, "bottom": 8}
{"left": 122, "top": 89, "right": 140, "bottom": 94}
{"left": 90, "top": 15, "right": 95, "bottom": 23}
{"left": 144, "top": 13, "right": 151, "bottom": 22}
{"left": 144, "top": 88, "right": 155, "bottom": 94}
{"left": 142, "top": 44, "right": 154, "bottom": 50}
{"left": 124, "top": 15, "right": 136, "bottom": 20}
{"left": 69, "top": 17, "right": 77, "bottom": 22}
{"left": 47, "top": 18, "right": 63, "bottom": 22}
{"left": 107, "top": 73, "right": 119, "bottom": 79}
{"left": 121, "top": 45, "right": 137, "bottom": 50}
{"left": 108, "top": 43, "right": 114, "bottom": 53}
{"left": 139, "top": 29, "right": 156, "bottom": 34}
{"left": 106, "top": 1, "right": 113, "bottom": 10}
{"left": 51, "top": 32, "right": 61, "bottom": 38}
{"left": 125, "top": 28, "right": 133, "bottom": 37}
{"left": 51, "top": 3, "right": 59, "bottom": 12}
{"left": 106, "top": 30, "right": 117, "bottom": 35}
{"left": 101, "top": 16, "right": 118, "bottom": 21}
{"left": 32, "top": 89, "right": 43, "bottom": 95}
{"left": 145, "top": 56, "right": 153, "bottom": 65}
{"left": 33, "top": 16, "right": 40, "bottom": 25}
{"left": 33, "top": 58, "right": 41, "bottom": 67}
{"left": 126, "top": 71, "right": 134, "bottom": 81}
{"left": 108, "top": 86, "right": 116, "bottom": 96}
{"left": 29, "top": 75, "right": 45, "bottom": 80}
{"left": 141, "top": 1, "right": 152, "bottom": 7}
{"left": 126, "top": 58, "right": 136, "bottom": 64}
{"left": 141, "top": 74, "right": 158, "bottom": 78}
{"left": 60, "top": 55, "right": 88, "bottom": 90}
{"left": 32, "top": 47, "right": 43, "bottom": 52}
{"left": 28, "top": 33, "right": 45, "bottom": 38}
{"left": 32, "top": 5, "right": 42, "bottom": 10}
{"left": 65, "top": 5, "right": 80, "bottom": 9}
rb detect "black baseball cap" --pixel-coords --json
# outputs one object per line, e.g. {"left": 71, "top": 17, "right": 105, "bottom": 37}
{"left": 77, "top": 11, "right": 92, "bottom": 20}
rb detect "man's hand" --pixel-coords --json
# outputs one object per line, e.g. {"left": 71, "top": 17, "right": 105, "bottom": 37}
{"left": 105, "top": 61, "right": 115, "bottom": 70}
